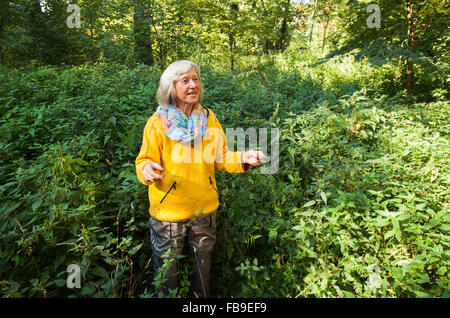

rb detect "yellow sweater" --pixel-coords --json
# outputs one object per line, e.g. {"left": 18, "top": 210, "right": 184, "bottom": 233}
{"left": 135, "top": 105, "right": 249, "bottom": 222}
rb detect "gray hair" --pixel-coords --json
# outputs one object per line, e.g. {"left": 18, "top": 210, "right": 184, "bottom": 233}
{"left": 156, "top": 60, "right": 204, "bottom": 109}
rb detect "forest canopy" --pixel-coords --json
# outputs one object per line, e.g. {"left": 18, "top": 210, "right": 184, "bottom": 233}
{"left": 1, "top": 0, "right": 448, "bottom": 98}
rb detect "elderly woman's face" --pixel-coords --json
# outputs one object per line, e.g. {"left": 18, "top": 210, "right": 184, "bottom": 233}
{"left": 174, "top": 69, "right": 200, "bottom": 108}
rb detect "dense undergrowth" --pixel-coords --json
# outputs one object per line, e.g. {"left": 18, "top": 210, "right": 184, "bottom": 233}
{"left": 0, "top": 51, "right": 448, "bottom": 297}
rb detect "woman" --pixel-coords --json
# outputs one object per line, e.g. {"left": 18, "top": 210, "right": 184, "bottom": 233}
{"left": 135, "top": 60, "right": 264, "bottom": 298}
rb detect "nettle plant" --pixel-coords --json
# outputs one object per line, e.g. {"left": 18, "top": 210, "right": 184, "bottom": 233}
{"left": 1, "top": 59, "right": 448, "bottom": 298}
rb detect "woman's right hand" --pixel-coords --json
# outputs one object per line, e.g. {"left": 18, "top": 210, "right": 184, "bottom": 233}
{"left": 143, "top": 161, "right": 164, "bottom": 183}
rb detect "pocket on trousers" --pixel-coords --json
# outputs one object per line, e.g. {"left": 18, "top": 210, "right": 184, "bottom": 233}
{"left": 149, "top": 217, "right": 172, "bottom": 256}
{"left": 193, "top": 212, "right": 217, "bottom": 240}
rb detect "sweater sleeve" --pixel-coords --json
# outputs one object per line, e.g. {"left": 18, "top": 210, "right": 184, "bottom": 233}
{"left": 135, "top": 115, "right": 162, "bottom": 186}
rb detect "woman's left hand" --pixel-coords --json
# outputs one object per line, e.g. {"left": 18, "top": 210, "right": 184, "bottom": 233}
{"left": 243, "top": 150, "right": 265, "bottom": 167}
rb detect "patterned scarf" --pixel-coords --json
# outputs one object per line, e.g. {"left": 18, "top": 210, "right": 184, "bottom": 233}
{"left": 157, "top": 104, "right": 208, "bottom": 145}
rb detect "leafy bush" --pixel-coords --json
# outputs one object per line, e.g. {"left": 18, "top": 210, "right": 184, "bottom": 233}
{"left": 0, "top": 56, "right": 448, "bottom": 298}
{"left": 212, "top": 89, "right": 449, "bottom": 298}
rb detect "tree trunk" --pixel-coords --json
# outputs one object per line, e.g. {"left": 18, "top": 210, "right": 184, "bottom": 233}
{"left": 229, "top": 3, "right": 238, "bottom": 71}
{"left": 405, "top": 0, "right": 417, "bottom": 94}
{"left": 321, "top": 0, "right": 333, "bottom": 54}
{"left": 133, "top": 2, "right": 153, "bottom": 66}
{"left": 28, "top": 0, "right": 46, "bottom": 61}
{"left": 277, "top": 0, "right": 291, "bottom": 51}
{"left": 0, "top": 0, "right": 9, "bottom": 63}
{"left": 309, "top": 0, "right": 318, "bottom": 44}
{"left": 230, "top": 32, "right": 235, "bottom": 71}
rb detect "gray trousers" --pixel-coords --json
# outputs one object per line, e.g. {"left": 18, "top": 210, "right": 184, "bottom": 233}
{"left": 149, "top": 212, "right": 216, "bottom": 298}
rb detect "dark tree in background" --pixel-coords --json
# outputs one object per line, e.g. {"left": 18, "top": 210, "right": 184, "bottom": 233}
{"left": 0, "top": 0, "right": 447, "bottom": 99}
{"left": 328, "top": 0, "right": 449, "bottom": 98}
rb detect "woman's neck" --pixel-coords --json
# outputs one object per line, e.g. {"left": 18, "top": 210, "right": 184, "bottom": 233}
{"left": 176, "top": 102, "right": 195, "bottom": 117}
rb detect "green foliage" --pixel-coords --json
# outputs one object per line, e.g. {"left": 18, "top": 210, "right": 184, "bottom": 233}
{"left": 212, "top": 86, "right": 449, "bottom": 298}
{"left": 0, "top": 63, "right": 157, "bottom": 297}
{"left": 327, "top": 0, "right": 449, "bottom": 99}
{"left": 0, "top": 29, "right": 449, "bottom": 298}
{"left": 1, "top": 0, "right": 446, "bottom": 102}
{"left": 0, "top": 0, "right": 303, "bottom": 69}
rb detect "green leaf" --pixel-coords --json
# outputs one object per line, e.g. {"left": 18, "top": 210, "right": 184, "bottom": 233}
{"left": 128, "top": 243, "right": 143, "bottom": 256}
{"left": 296, "top": 211, "right": 313, "bottom": 217}
{"left": 392, "top": 218, "right": 401, "bottom": 241}
{"left": 327, "top": 217, "right": 339, "bottom": 226}
{"left": 415, "top": 203, "right": 427, "bottom": 211}
{"left": 54, "top": 279, "right": 66, "bottom": 287}
{"left": 81, "top": 283, "right": 96, "bottom": 296}
{"left": 430, "top": 218, "right": 440, "bottom": 227}
{"left": 4, "top": 201, "right": 22, "bottom": 215}
{"left": 411, "top": 290, "right": 433, "bottom": 298}
{"left": 320, "top": 192, "right": 327, "bottom": 205}
{"left": 375, "top": 218, "right": 389, "bottom": 227}
{"left": 73, "top": 158, "right": 89, "bottom": 166}
{"left": 91, "top": 266, "right": 109, "bottom": 280}
{"left": 342, "top": 291, "right": 355, "bottom": 298}
{"left": 397, "top": 214, "right": 410, "bottom": 222}
{"left": 268, "top": 230, "right": 277, "bottom": 242}
{"left": 32, "top": 198, "right": 43, "bottom": 212}
{"left": 360, "top": 130, "right": 368, "bottom": 138}
{"left": 384, "top": 229, "right": 394, "bottom": 240}
{"left": 304, "top": 247, "right": 317, "bottom": 258}
{"left": 118, "top": 170, "right": 127, "bottom": 180}
{"left": 437, "top": 267, "right": 447, "bottom": 276}
{"left": 441, "top": 288, "right": 450, "bottom": 298}
{"left": 439, "top": 224, "right": 450, "bottom": 232}
{"left": 303, "top": 200, "right": 316, "bottom": 208}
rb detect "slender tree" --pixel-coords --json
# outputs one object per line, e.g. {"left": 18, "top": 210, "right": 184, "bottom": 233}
{"left": 405, "top": 0, "right": 417, "bottom": 94}
{"left": 309, "top": 0, "right": 318, "bottom": 44}
{"left": 321, "top": 0, "right": 333, "bottom": 54}
{"left": 133, "top": 1, "right": 153, "bottom": 66}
